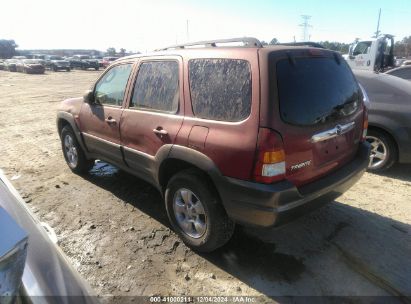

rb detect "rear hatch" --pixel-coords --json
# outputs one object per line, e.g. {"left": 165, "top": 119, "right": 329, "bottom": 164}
{"left": 266, "top": 48, "right": 364, "bottom": 187}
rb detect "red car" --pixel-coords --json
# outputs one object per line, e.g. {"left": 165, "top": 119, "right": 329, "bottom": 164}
{"left": 102, "top": 56, "right": 119, "bottom": 68}
{"left": 57, "top": 38, "right": 370, "bottom": 252}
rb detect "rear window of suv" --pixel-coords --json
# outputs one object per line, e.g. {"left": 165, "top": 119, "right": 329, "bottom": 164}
{"left": 189, "top": 59, "right": 251, "bottom": 122}
{"left": 276, "top": 56, "right": 360, "bottom": 126}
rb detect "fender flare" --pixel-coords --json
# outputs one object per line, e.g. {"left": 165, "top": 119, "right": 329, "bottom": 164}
{"left": 155, "top": 145, "right": 230, "bottom": 201}
{"left": 56, "top": 111, "right": 88, "bottom": 153}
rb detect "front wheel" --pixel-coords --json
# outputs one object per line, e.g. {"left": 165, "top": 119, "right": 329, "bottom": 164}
{"left": 61, "top": 126, "right": 94, "bottom": 174}
{"left": 366, "top": 129, "right": 397, "bottom": 172}
{"left": 165, "top": 170, "right": 234, "bottom": 252}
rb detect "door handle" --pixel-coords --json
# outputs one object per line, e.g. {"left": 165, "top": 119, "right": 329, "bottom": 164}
{"left": 153, "top": 128, "right": 168, "bottom": 135}
{"left": 105, "top": 117, "right": 116, "bottom": 124}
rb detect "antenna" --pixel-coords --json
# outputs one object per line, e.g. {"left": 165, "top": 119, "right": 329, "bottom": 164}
{"left": 186, "top": 20, "right": 190, "bottom": 42}
{"left": 373, "top": 8, "right": 382, "bottom": 38}
{"left": 299, "top": 15, "right": 312, "bottom": 41}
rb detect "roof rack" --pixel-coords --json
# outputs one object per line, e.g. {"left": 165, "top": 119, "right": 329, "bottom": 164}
{"left": 156, "top": 37, "right": 263, "bottom": 51}
{"left": 277, "top": 42, "right": 325, "bottom": 49}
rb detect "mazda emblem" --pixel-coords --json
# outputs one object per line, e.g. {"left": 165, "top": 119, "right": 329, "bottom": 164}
{"left": 336, "top": 125, "right": 342, "bottom": 135}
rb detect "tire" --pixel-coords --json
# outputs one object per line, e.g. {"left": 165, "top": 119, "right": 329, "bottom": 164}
{"left": 95, "top": 67, "right": 99, "bottom": 71}
{"left": 66, "top": 68, "right": 71, "bottom": 72}
{"left": 61, "top": 126, "right": 94, "bottom": 174}
{"left": 53, "top": 66, "right": 57, "bottom": 72}
{"left": 165, "top": 169, "right": 235, "bottom": 252}
{"left": 366, "top": 129, "right": 397, "bottom": 172}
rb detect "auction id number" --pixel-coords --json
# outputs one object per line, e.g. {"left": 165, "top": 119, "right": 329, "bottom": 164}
{"left": 150, "top": 296, "right": 193, "bottom": 303}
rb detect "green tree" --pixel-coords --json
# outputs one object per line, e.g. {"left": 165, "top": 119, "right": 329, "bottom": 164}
{"left": 106, "top": 47, "right": 116, "bottom": 56}
{"left": 0, "top": 39, "right": 18, "bottom": 59}
{"left": 319, "top": 41, "right": 350, "bottom": 54}
{"left": 269, "top": 38, "right": 279, "bottom": 45}
{"left": 394, "top": 36, "right": 411, "bottom": 58}
{"left": 119, "top": 48, "right": 126, "bottom": 56}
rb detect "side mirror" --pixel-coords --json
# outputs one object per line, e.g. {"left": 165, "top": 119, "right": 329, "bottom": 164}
{"left": 348, "top": 45, "right": 355, "bottom": 59}
{"left": 83, "top": 90, "right": 94, "bottom": 104}
{"left": 0, "top": 208, "right": 28, "bottom": 302}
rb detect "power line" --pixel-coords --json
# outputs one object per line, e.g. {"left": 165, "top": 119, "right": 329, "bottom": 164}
{"left": 299, "top": 15, "right": 312, "bottom": 41}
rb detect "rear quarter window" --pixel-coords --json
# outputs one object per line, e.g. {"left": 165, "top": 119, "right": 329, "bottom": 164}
{"left": 189, "top": 59, "right": 251, "bottom": 122}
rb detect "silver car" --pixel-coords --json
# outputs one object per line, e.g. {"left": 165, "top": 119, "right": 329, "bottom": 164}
{"left": 0, "top": 170, "right": 99, "bottom": 304}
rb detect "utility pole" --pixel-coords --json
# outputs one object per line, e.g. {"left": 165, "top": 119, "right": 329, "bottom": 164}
{"left": 186, "top": 20, "right": 190, "bottom": 42}
{"left": 374, "top": 8, "right": 382, "bottom": 38}
{"left": 299, "top": 15, "right": 312, "bottom": 41}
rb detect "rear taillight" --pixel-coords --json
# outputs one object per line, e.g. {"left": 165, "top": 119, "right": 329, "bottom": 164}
{"left": 253, "top": 128, "right": 286, "bottom": 184}
{"left": 362, "top": 109, "right": 368, "bottom": 141}
{"left": 359, "top": 83, "right": 369, "bottom": 141}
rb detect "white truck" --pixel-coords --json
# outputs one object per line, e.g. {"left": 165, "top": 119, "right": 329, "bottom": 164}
{"left": 344, "top": 34, "right": 394, "bottom": 72}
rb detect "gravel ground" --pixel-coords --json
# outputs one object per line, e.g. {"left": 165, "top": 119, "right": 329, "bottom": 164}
{"left": 0, "top": 70, "right": 410, "bottom": 302}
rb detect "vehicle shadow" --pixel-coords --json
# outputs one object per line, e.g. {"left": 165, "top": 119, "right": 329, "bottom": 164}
{"left": 370, "top": 164, "right": 411, "bottom": 183}
{"left": 84, "top": 161, "right": 411, "bottom": 299}
{"left": 206, "top": 204, "right": 411, "bottom": 298}
{"left": 84, "top": 161, "right": 170, "bottom": 228}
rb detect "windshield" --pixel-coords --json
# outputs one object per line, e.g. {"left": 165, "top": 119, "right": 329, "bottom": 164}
{"left": 353, "top": 41, "right": 372, "bottom": 55}
{"left": 50, "top": 56, "right": 63, "bottom": 60}
{"left": 276, "top": 56, "right": 361, "bottom": 126}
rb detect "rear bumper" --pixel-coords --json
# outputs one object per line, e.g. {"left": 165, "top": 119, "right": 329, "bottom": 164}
{"left": 54, "top": 66, "right": 70, "bottom": 70}
{"left": 26, "top": 69, "right": 45, "bottom": 74}
{"left": 217, "top": 142, "right": 371, "bottom": 227}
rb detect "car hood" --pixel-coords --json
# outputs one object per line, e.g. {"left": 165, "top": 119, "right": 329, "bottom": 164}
{"left": 354, "top": 70, "right": 411, "bottom": 106}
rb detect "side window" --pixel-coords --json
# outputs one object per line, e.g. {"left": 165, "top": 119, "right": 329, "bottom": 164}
{"left": 94, "top": 64, "right": 132, "bottom": 106}
{"left": 189, "top": 59, "right": 251, "bottom": 122}
{"left": 131, "top": 61, "right": 179, "bottom": 112}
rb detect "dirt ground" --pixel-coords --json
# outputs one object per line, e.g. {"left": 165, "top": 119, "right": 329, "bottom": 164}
{"left": 0, "top": 70, "right": 410, "bottom": 302}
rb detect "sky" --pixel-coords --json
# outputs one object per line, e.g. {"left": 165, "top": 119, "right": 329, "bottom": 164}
{"left": 1, "top": 0, "right": 410, "bottom": 53}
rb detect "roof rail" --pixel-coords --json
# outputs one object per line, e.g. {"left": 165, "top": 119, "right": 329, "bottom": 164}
{"left": 156, "top": 37, "right": 263, "bottom": 51}
{"left": 277, "top": 42, "right": 325, "bottom": 49}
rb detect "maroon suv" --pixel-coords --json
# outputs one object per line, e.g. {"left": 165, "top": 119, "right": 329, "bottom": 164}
{"left": 57, "top": 38, "right": 370, "bottom": 252}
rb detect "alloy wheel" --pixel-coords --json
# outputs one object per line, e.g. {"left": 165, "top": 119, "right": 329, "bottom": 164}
{"left": 366, "top": 135, "right": 388, "bottom": 169}
{"left": 64, "top": 134, "right": 78, "bottom": 168}
{"left": 173, "top": 188, "right": 207, "bottom": 238}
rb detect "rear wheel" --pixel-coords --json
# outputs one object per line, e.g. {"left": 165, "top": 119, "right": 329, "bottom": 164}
{"left": 61, "top": 126, "right": 94, "bottom": 174}
{"left": 165, "top": 169, "right": 234, "bottom": 252}
{"left": 366, "top": 129, "right": 397, "bottom": 172}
